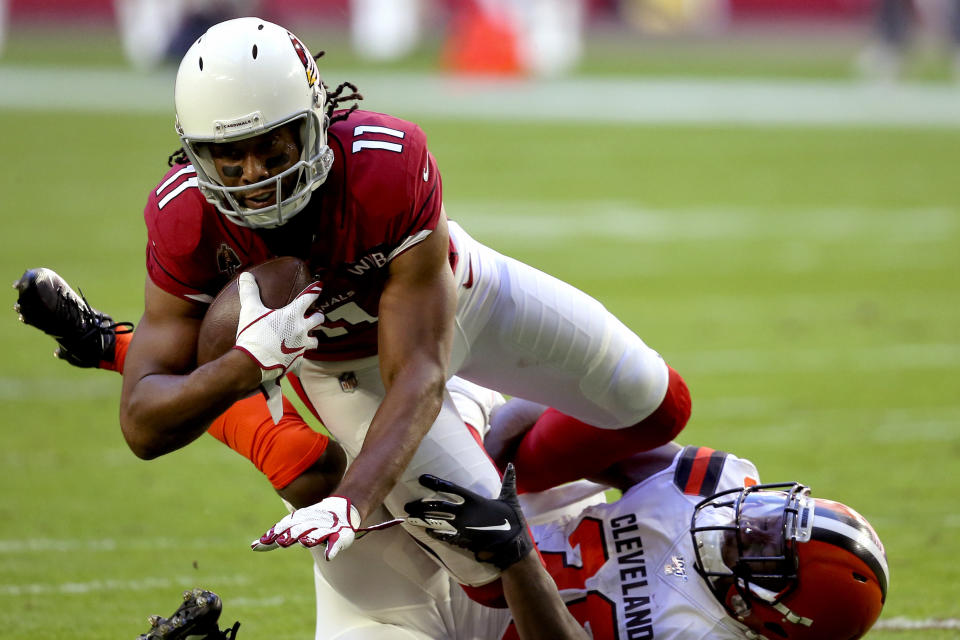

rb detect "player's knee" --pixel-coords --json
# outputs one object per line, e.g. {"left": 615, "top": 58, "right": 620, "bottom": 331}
{"left": 629, "top": 365, "right": 691, "bottom": 446}
{"left": 595, "top": 345, "right": 672, "bottom": 427}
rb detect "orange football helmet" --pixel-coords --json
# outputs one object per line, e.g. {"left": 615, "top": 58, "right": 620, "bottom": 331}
{"left": 691, "top": 482, "right": 888, "bottom": 640}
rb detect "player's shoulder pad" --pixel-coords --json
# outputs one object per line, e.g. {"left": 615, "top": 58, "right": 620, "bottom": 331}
{"left": 328, "top": 110, "right": 431, "bottom": 200}
{"left": 144, "top": 163, "right": 208, "bottom": 258}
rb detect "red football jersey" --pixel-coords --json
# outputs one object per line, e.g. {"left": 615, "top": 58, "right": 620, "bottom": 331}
{"left": 145, "top": 110, "right": 445, "bottom": 361}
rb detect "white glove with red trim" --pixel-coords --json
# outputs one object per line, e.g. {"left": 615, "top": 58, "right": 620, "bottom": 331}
{"left": 252, "top": 496, "right": 361, "bottom": 560}
{"left": 233, "top": 273, "right": 324, "bottom": 422}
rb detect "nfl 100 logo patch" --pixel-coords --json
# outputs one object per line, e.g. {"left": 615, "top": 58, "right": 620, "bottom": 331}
{"left": 664, "top": 555, "right": 689, "bottom": 582}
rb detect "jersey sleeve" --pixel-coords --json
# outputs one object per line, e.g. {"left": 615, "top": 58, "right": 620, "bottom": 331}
{"left": 143, "top": 164, "right": 258, "bottom": 303}
{"left": 672, "top": 445, "right": 761, "bottom": 497}
{"left": 144, "top": 165, "right": 213, "bottom": 300}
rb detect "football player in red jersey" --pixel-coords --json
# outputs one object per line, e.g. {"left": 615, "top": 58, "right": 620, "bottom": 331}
{"left": 122, "top": 17, "right": 692, "bottom": 590}
{"left": 19, "top": 16, "right": 692, "bottom": 598}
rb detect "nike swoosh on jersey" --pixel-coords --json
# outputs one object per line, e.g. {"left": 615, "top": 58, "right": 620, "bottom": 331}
{"left": 423, "top": 165, "right": 429, "bottom": 181}
{"left": 279, "top": 340, "right": 305, "bottom": 355}
{"left": 463, "top": 260, "right": 474, "bottom": 289}
{"left": 465, "top": 519, "right": 511, "bottom": 532}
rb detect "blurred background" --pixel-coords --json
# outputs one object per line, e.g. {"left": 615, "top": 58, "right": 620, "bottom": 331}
{"left": 4, "top": 0, "right": 960, "bottom": 80}
{"left": 1, "top": 1, "right": 958, "bottom": 639}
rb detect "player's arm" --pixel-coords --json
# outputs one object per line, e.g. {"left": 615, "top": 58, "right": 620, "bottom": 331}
{"left": 15, "top": 266, "right": 344, "bottom": 499}
{"left": 405, "top": 466, "right": 588, "bottom": 640}
{"left": 501, "top": 553, "right": 589, "bottom": 640}
{"left": 335, "top": 212, "right": 457, "bottom": 520}
{"left": 118, "top": 278, "right": 264, "bottom": 459}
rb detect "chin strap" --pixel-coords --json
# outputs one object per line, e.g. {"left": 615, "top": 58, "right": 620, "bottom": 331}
{"left": 730, "top": 587, "right": 813, "bottom": 640}
{"left": 773, "top": 602, "right": 814, "bottom": 627}
{"left": 743, "top": 581, "right": 814, "bottom": 628}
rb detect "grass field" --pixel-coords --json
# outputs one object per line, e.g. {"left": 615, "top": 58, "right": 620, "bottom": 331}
{"left": 2, "top": 23, "right": 959, "bottom": 640}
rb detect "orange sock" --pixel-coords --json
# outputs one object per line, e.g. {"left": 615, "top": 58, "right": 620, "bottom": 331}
{"left": 207, "top": 394, "right": 329, "bottom": 489}
{"left": 100, "top": 330, "right": 133, "bottom": 373}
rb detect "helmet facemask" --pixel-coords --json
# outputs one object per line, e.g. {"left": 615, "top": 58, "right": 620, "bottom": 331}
{"left": 178, "top": 107, "right": 333, "bottom": 229}
{"left": 691, "top": 483, "right": 814, "bottom": 615}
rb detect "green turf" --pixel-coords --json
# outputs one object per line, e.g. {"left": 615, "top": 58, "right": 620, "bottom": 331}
{"left": 1, "top": 63, "right": 959, "bottom": 640}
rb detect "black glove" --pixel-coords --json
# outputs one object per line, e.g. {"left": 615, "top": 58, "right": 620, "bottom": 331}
{"left": 404, "top": 463, "right": 533, "bottom": 569}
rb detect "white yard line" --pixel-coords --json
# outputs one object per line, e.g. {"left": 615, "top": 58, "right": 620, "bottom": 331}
{"left": 1, "top": 573, "right": 957, "bottom": 633}
{"left": 448, "top": 203, "right": 957, "bottom": 243}
{"left": 672, "top": 343, "right": 960, "bottom": 375}
{"left": 0, "top": 376, "right": 118, "bottom": 400}
{"left": 3, "top": 65, "right": 960, "bottom": 128}
{"left": 0, "top": 574, "right": 249, "bottom": 597}
{"left": 874, "top": 617, "right": 960, "bottom": 630}
{"left": 231, "top": 594, "right": 313, "bottom": 608}
{"left": 0, "top": 537, "right": 225, "bottom": 553}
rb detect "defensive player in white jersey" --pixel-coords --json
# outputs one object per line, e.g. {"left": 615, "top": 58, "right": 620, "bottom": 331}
{"left": 405, "top": 398, "right": 889, "bottom": 640}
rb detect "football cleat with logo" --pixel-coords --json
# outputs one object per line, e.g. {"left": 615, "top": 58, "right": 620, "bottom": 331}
{"left": 691, "top": 482, "right": 888, "bottom": 640}
{"left": 137, "top": 588, "right": 240, "bottom": 640}
{"left": 13, "top": 267, "right": 133, "bottom": 368}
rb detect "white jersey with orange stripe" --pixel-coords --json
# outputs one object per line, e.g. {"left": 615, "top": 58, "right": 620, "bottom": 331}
{"left": 525, "top": 446, "right": 762, "bottom": 640}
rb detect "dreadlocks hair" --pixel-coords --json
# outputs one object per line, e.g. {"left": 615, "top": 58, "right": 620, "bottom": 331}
{"left": 166, "top": 50, "right": 363, "bottom": 167}
{"left": 168, "top": 147, "right": 189, "bottom": 167}
{"left": 313, "top": 50, "right": 364, "bottom": 125}
{"left": 325, "top": 80, "right": 363, "bottom": 124}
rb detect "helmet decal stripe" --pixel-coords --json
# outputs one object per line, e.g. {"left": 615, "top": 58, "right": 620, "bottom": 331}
{"left": 812, "top": 501, "right": 872, "bottom": 532}
{"left": 812, "top": 517, "right": 889, "bottom": 600}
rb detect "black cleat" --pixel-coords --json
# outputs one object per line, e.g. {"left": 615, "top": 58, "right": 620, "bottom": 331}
{"left": 12, "top": 267, "right": 133, "bottom": 368}
{"left": 137, "top": 588, "right": 240, "bottom": 640}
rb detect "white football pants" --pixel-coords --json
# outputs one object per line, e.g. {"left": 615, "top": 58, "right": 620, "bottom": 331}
{"left": 297, "top": 220, "right": 668, "bottom": 587}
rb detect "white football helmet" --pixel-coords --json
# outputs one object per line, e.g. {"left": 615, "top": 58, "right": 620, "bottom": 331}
{"left": 174, "top": 17, "right": 334, "bottom": 229}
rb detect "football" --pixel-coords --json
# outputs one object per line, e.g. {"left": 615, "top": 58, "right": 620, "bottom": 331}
{"left": 196, "top": 257, "right": 314, "bottom": 366}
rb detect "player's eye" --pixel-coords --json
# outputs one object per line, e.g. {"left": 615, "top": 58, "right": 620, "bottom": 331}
{"left": 221, "top": 165, "right": 243, "bottom": 178}
{"left": 212, "top": 147, "right": 245, "bottom": 163}
{"left": 265, "top": 153, "right": 290, "bottom": 170}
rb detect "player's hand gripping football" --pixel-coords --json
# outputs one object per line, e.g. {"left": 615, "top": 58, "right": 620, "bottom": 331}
{"left": 233, "top": 272, "right": 323, "bottom": 378}
{"left": 404, "top": 464, "right": 533, "bottom": 569}
{"left": 233, "top": 272, "right": 323, "bottom": 421}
